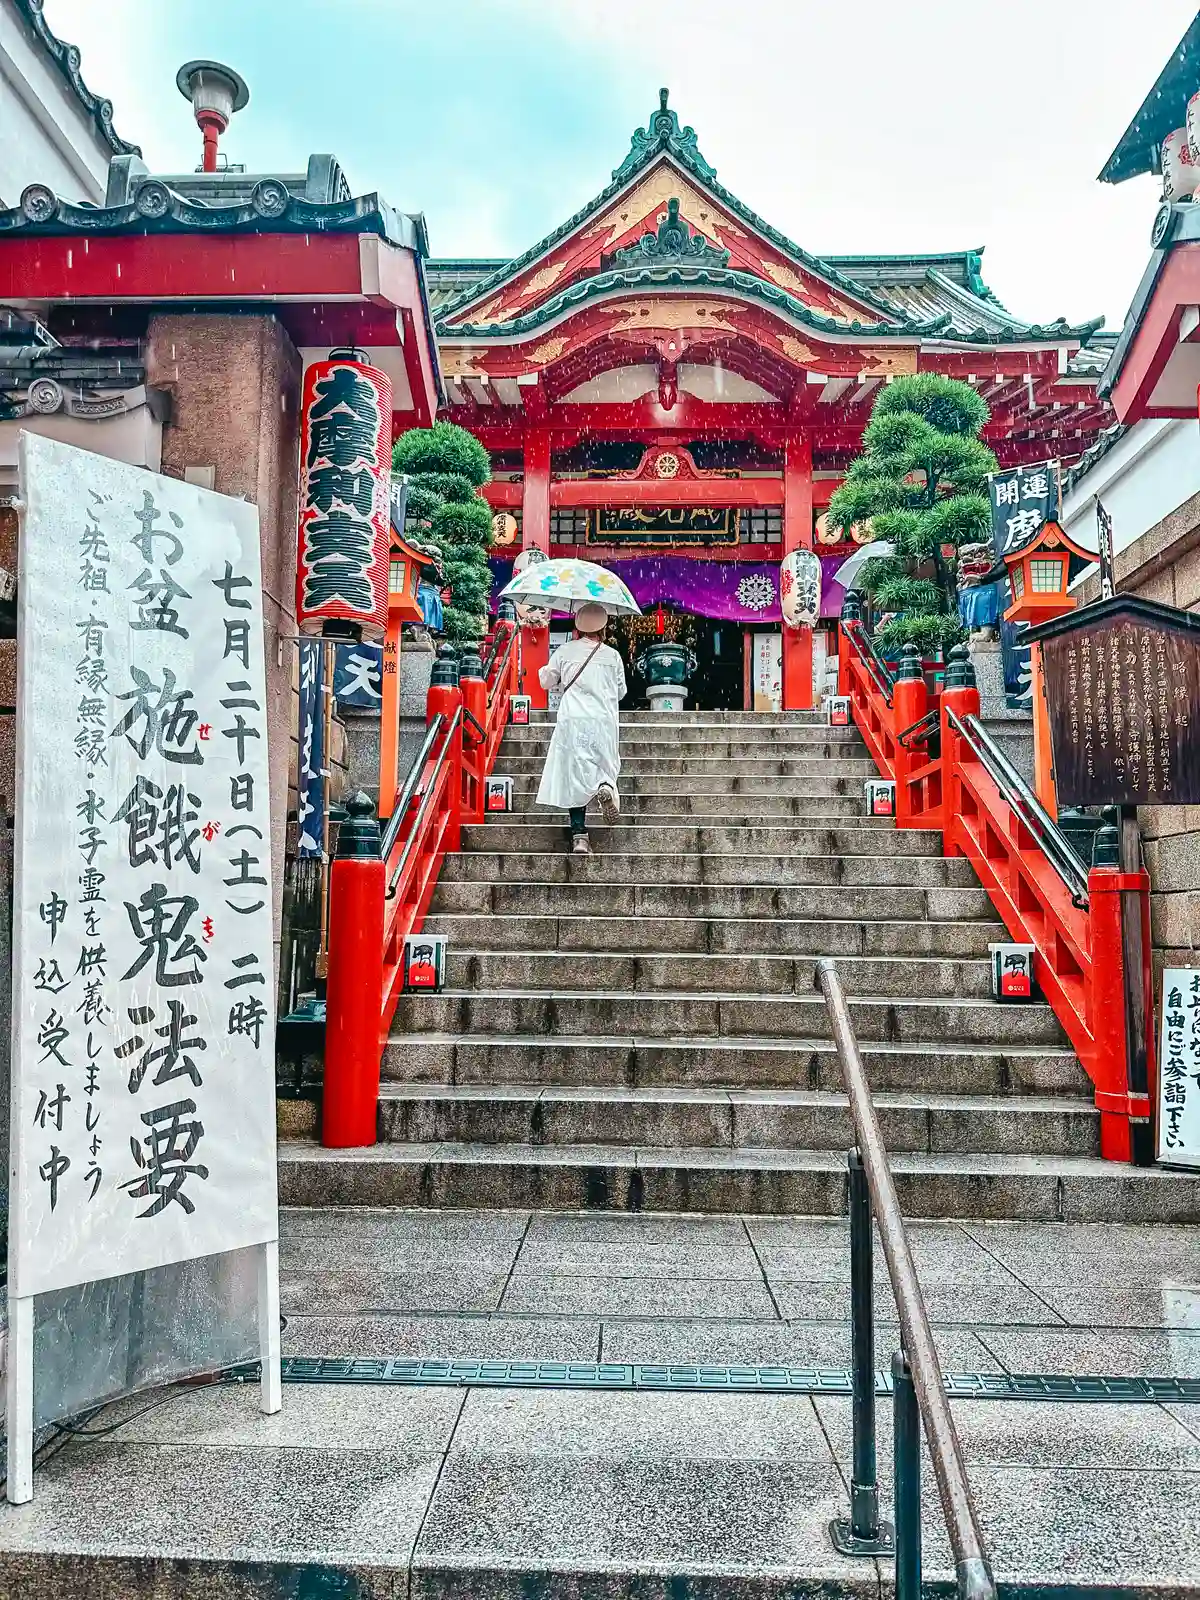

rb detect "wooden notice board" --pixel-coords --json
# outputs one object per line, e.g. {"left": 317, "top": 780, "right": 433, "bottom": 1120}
{"left": 1028, "top": 596, "right": 1200, "bottom": 808}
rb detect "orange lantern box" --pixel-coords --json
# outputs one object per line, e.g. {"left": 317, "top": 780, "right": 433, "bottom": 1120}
{"left": 995, "top": 519, "right": 1095, "bottom": 627}
{"left": 387, "top": 530, "right": 430, "bottom": 624}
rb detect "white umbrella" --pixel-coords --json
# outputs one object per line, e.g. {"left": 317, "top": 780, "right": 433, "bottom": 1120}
{"left": 833, "top": 541, "right": 896, "bottom": 590}
{"left": 499, "top": 557, "right": 642, "bottom": 616}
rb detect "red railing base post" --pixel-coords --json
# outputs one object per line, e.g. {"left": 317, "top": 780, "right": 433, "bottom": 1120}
{"left": 523, "top": 624, "right": 550, "bottom": 710}
{"left": 323, "top": 793, "right": 386, "bottom": 1149}
{"left": 892, "top": 645, "right": 927, "bottom": 828}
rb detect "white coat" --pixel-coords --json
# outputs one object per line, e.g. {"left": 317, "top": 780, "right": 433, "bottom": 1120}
{"left": 535, "top": 637, "right": 626, "bottom": 811}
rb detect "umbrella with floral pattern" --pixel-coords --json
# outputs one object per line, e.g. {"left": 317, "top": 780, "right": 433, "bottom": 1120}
{"left": 499, "top": 557, "right": 642, "bottom": 616}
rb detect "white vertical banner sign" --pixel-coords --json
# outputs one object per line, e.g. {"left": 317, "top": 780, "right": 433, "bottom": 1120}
{"left": 8, "top": 434, "right": 281, "bottom": 1502}
{"left": 1157, "top": 966, "right": 1200, "bottom": 1170}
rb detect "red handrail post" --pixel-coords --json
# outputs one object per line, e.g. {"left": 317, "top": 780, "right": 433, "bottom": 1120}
{"left": 523, "top": 623, "right": 550, "bottom": 710}
{"left": 838, "top": 592, "right": 862, "bottom": 699}
{"left": 459, "top": 646, "right": 487, "bottom": 824}
{"left": 939, "top": 645, "right": 980, "bottom": 857}
{"left": 322, "top": 793, "right": 385, "bottom": 1148}
{"left": 1086, "top": 821, "right": 1156, "bottom": 1165}
{"left": 892, "top": 643, "right": 927, "bottom": 828}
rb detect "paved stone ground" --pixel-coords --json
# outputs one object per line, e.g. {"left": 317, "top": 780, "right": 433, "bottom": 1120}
{"left": 2, "top": 1208, "right": 1199, "bottom": 1596}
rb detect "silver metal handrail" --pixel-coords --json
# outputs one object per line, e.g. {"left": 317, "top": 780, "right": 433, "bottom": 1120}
{"left": 845, "top": 620, "right": 895, "bottom": 706}
{"left": 387, "top": 706, "right": 462, "bottom": 897}
{"left": 380, "top": 715, "right": 444, "bottom": 862}
{"left": 946, "top": 709, "right": 1089, "bottom": 908}
{"left": 817, "top": 958, "right": 997, "bottom": 1600}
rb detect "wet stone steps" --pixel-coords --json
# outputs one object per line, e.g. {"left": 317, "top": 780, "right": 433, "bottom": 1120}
{"left": 289, "top": 706, "right": 1200, "bottom": 1222}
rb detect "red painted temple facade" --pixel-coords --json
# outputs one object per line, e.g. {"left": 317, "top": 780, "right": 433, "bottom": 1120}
{"left": 427, "top": 91, "right": 1117, "bottom": 710}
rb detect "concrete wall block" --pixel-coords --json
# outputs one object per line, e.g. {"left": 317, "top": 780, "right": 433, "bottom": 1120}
{"left": 1145, "top": 830, "right": 1200, "bottom": 894}
{"left": 1150, "top": 890, "right": 1199, "bottom": 950}
{"left": 1172, "top": 541, "right": 1200, "bottom": 612}
{"left": 1137, "top": 803, "right": 1191, "bottom": 840}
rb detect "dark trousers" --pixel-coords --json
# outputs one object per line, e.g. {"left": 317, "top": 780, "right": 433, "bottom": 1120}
{"left": 569, "top": 806, "right": 587, "bottom": 835}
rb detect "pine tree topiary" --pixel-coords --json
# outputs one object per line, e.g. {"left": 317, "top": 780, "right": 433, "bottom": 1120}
{"left": 393, "top": 421, "right": 493, "bottom": 642}
{"left": 827, "top": 374, "right": 996, "bottom": 657}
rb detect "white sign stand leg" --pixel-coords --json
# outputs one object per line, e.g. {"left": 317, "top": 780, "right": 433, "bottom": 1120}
{"left": 6, "top": 1293, "right": 35, "bottom": 1504}
{"left": 257, "top": 1240, "right": 282, "bottom": 1414}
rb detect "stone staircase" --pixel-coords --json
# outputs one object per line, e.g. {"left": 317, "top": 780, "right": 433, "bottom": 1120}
{"left": 279, "top": 709, "right": 1200, "bottom": 1221}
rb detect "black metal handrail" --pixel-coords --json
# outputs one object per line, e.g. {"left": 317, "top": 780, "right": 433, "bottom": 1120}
{"left": 845, "top": 619, "right": 895, "bottom": 707}
{"left": 387, "top": 706, "right": 462, "bottom": 898}
{"left": 946, "top": 709, "right": 1089, "bottom": 909}
{"left": 380, "top": 715, "right": 444, "bottom": 862}
{"left": 897, "top": 708, "right": 940, "bottom": 753}
{"left": 817, "top": 959, "right": 997, "bottom": 1600}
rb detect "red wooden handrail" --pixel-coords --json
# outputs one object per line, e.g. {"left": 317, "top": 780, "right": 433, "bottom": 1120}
{"left": 322, "top": 620, "right": 521, "bottom": 1147}
{"left": 837, "top": 617, "right": 1154, "bottom": 1163}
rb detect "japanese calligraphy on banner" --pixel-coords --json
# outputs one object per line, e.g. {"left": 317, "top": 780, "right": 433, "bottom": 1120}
{"left": 296, "top": 640, "right": 325, "bottom": 859}
{"left": 296, "top": 355, "right": 392, "bottom": 642}
{"left": 333, "top": 642, "right": 383, "bottom": 708}
{"left": 987, "top": 461, "right": 1060, "bottom": 559}
{"left": 1157, "top": 967, "right": 1200, "bottom": 1169}
{"left": 13, "top": 433, "right": 279, "bottom": 1300}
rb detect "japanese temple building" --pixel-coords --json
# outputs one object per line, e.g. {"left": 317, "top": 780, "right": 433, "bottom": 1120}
{"left": 427, "top": 91, "right": 1118, "bottom": 710}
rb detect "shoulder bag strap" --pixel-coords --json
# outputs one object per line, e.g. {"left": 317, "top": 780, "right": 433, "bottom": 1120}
{"left": 560, "top": 642, "right": 603, "bottom": 697}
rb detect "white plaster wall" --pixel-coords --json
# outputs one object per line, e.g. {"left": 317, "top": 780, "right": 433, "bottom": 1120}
{"left": 1063, "top": 419, "right": 1200, "bottom": 574}
{"left": 0, "top": 1, "right": 115, "bottom": 206}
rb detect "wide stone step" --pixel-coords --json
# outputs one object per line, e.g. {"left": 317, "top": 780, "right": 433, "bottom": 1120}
{"left": 425, "top": 913, "right": 1006, "bottom": 958}
{"left": 390, "top": 990, "right": 1067, "bottom": 1046}
{"left": 385, "top": 1033, "right": 1088, "bottom": 1096}
{"left": 526, "top": 709, "right": 832, "bottom": 724}
{"left": 499, "top": 755, "right": 880, "bottom": 776}
{"left": 501, "top": 733, "right": 869, "bottom": 756}
{"left": 375, "top": 1085, "right": 1099, "bottom": 1157}
{"left": 440, "top": 950, "right": 994, "bottom": 999}
{"left": 504, "top": 773, "right": 871, "bottom": 797}
{"left": 441, "top": 852, "right": 968, "bottom": 887}
{"left": 502, "top": 788, "right": 873, "bottom": 818}
{"left": 277, "top": 1141, "right": 1200, "bottom": 1221}
{"left": 431, "top": 879, "right": 992, "bottom": 920}
{"left": 458, "top": 824, "right": 941, "bottom": 856}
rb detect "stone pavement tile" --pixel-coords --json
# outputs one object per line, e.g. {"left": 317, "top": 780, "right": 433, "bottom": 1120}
{"left": 966, "top": 1464, "right": 1200, "bottom": 1589}
{"left": 977, "top": 1326, "right": 1200, "bottom": 1377}
{"left": 816, "top": 1393, "right": 1200, "bottom": 1475}
{"left": 599, "top": 1316, "right": 1002, "bottom": 1372}
{"left": 963, "top": 1219, "right": 1200, "bottom": 1279}
{"left": 280, "top": 1228, "right": 523, "bottom": 1274}
{"left": 102, "top": 1379, "right": 464, "bottom": 1453}
{"left": 1030, "top": 1283, "right": 1200, "bottom": 1331}
{"left": 1163, "top": 1403, "right": 1200, "bottom": 1442}
{"left": 280, "top": 1265, "right": 513, "bottom": 1316}
{"left": 283, "top": 1313, "right": 602, "bottom": 1362}
{"left": 770, "top": 1277, "right": 1061, "bottom": 1327}
{"left": 411, "top": 1389, "right": 874, "bottom": 1597}
{"left": 0, "top": 1434, "right": 450, "bottom": 1569}
{"left": 500, "top": 1270, "right": 776, "bottom": 1321}
{"left": 524, "top": 1211, "right": 747, "bottom": 1246}
{"left": 513, "top": 1237, "right": 763, "bottom": 1279}
{"left": 280, "top": 1205, "right": 530, "bottom": 1247}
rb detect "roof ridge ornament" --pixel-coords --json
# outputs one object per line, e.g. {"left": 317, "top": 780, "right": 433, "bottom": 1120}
{"left": 613, "top": 88, "right": 717, "bottom": 183}
{"left": 611, "top": 196, "right": 731, "bottom": 269}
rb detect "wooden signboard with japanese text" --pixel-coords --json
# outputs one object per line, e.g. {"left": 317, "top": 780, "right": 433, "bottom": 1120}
{"left": 1032, "top": 598, "right": 1200, "bottom": 808}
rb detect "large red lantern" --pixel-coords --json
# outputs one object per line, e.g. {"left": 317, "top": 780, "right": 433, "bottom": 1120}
{"left": 296, "top": 353, "right": 392, "bottom": 640}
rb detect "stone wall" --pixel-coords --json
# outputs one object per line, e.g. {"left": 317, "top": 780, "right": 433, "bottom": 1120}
{"left": 1076, "top": 492, "right": 1200, "bottom": 992}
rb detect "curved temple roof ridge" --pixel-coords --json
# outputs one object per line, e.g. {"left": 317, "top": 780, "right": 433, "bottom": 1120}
{"left": 14, "top": 0, "right": 140, "bottom": 157}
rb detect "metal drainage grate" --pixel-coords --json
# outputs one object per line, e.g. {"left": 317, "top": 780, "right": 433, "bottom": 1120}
{"left": 275, "top": 1357, "right": 1200, "bottom": 1404}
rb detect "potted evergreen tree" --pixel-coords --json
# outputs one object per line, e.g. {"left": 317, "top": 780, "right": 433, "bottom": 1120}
{"left": 392, "top": 420, "right": 494, "bottom": 643}
{"left": 826, "top": 374, "right": 996, "bottom": 662}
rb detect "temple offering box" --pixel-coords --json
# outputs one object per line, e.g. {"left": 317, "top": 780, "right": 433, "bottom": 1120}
{"left": 403, "top": 934, "right": 449, "bottom": 992}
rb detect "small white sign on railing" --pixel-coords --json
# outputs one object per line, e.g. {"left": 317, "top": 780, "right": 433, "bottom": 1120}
{"left": 1157, "top": 967, "right": 1200, "bottom": 1169}
{"left": 8, "top": 434, "right": 281, "bottom": 1502}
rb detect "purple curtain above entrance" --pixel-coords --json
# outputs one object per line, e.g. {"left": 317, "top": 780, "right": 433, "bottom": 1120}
{"left": 490, "top": 556, "right": 845, "bottom": 621}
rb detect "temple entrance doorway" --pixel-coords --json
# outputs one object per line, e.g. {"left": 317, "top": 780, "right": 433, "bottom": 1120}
{"left": 609, "top": 607, "right": 745, "bottom": 712}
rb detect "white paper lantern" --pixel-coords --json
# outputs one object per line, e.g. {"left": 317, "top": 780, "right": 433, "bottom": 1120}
{"left": 1188, "top": 92, "right": 1200, "bottom": 161}
{"left": 781, "top": 548, "right": 822, "bottom": 629}
{"left": 1163, "top": 127, "right": 1200, "bottom": 203}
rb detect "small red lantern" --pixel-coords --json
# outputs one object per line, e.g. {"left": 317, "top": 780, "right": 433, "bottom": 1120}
{"left": 655, "top": 603, "right": 665, "bottom": 636}
{"left": 297, "top": 352, "right": 392, "bottom": 641}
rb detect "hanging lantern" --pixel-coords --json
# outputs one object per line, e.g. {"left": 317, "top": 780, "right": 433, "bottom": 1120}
{"left": 297, "top": 352, "right": 393, "bottom": 641}
{"left": 491, "top": 511, "right": 519, "bottom": 548}
{"left": 511, "top": 545, "right": 550, "bottom": 627}
{"left": 780, "top": 549, "right": 822, "bottom": 629}
{"left": 1162, "top": 128, "right": 1200, "bottom": 204}
{"left": 655, "top": 603, "right": 665, "bottom": 636}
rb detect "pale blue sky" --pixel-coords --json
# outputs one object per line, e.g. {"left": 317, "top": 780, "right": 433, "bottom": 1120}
{"left": 44, "top": 0, "right": 1199, "bottom": 330}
